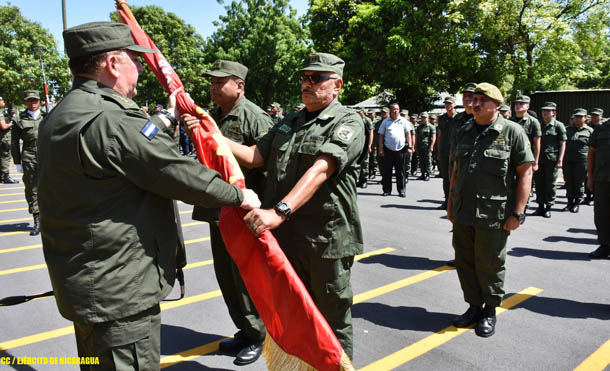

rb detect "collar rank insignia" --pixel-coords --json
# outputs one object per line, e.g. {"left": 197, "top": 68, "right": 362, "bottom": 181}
{"left": 141, "top": 121, "right": 158, "bottom": 141}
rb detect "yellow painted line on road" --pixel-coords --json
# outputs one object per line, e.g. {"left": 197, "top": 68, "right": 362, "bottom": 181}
{"left": 0, "top": 231, "right": 29, "bottom": 237}
{"left": 355, "top": 247, "right": 395, "bottom": 262}
{"left": 0, "top": 264, "right": 47, "bottom": 276}
{"left": 184, "top": 260, "right": 213, "bottom": 270}
{"left": 0, "top": 199, "right": 26, "bottom": 204}
{"left": 0, "top": 186, "right": 25, "bottom": 190}
{"left": 574, "top": 339, "right": 610, "bottom": 371}
{"left": 185, "top": 237, "right": 210, "bottom": 245}
{"left": 182, "top": 221, "right": 205, "bottom": 227}
{"left": 358, "top": 286, "right": 544, "bottom": 371}
{"left": 0, "top": 216, "right": 30, "bottom": 224}
{"left": 0, "top": 208, "right": 28, "bottom": 213}
{"left": 0, "top": 243, "right": 42, "bottom": 254}
{"left": 161, "top": 338, "right": 228, "bottom": 368}
{"left": 0, "top": 193, "right": 23, "bottom": 197}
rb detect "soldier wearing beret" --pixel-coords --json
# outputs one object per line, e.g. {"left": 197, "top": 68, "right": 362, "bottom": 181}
{"left": 0, "top": 96, "right": 18, "bottom": 184}
{"left": 12, "top": 89, "right": 45, "bottom": 235}
{"left": 414, "top": 112, "right": 436, "bottom": 181}
{"left": 37, "top": 22, "right": 260, "bottom": 370}
{"left": 193, "top": 52, "right": 366, "bottom": 359}
{"left": 563, "top": 108, "right": 593, "bottom": 213}
{"left": 448, "top": 83, "right": 533, "bottom": 338}
{"left": 534, "top": 102, "right": 567, "bottom": 218}
{"left": 587, "top": 113, "right": 610, "bottom": 259}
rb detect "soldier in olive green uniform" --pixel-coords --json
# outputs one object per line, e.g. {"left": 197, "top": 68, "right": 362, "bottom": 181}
{"left": 414, "top": 112, "right": 436, "bottom": 181}
{"left": 191, "top": 60, "right": 271, "bottom": 366}
{"left": 410, "top": 115, "right": 419, "bottom": 175}
{"left": 367, "top": 109, "right": 378, "bottom": 178}
{"left": 356, "top": 107, "right": 373, "bottom": 188}
{"left": 12, "top": 90, "right": 45, "bottom": 235}
{"left": 563, "top": 108, "right": 593, "bottom": 213}
{"left": 0, "top": 97, "right": 18, "bottom": 184}
{"left": 534, "top": 102, "right": 567, "bottom": 218}
{"left": 437, "top": 96, "right": 457, "bottom": 209}
{"left": 219, "top": 53, "right": 366, "bottom": 360}
{"left": 448, "top": 83, "right": 533, "bottom": 338}
{"left": 38, "top": 22, "right": 260, "bottom": 370}
{"left": 267, "top": 102, "right": 284, "bottom": 125}
{"left": 448, "top": 83, "right": 476, "bottom": 176}
{"left": 583, "top": 108, "right": 604, "bottom": 205}
{"left": 374, "top": 108, "right": 389, "bottom": 177}
{"left": 587, "top": 119, "right": 610, "bottom": 259}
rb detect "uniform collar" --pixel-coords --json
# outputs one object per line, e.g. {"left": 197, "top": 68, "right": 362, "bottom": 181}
{"left": 219, "top": 96, "right": 248, "bottom": 120}
{"left": 296, "top": 99, "right": 341, "bottom": 126}
{"left": 72, "top": 77, "right": 140, "bottom": 110}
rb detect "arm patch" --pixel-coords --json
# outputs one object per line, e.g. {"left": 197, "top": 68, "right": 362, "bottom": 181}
{"left": 140, "top": 121, "right": 159, "bottom": 141}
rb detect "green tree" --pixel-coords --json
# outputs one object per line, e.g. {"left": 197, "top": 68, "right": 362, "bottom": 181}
{"left": 0, "top": 5, "right": 71, "bottom": 108}
{"left": 206, "top": 0, "right": 313, "bottom": 109}
{"left": 111, "top": 5, "right": 210, "bottom": 108}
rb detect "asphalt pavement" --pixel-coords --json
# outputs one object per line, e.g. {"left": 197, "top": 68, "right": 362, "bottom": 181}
{"left": 0, "top": 164, "right": 608, "bottom": 371}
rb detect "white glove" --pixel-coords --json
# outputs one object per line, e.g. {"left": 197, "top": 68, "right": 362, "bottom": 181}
{"left": 16, "top": 164, "right": 23, "bottom": 173}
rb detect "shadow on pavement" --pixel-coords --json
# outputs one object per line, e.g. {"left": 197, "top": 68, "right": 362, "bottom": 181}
{"left": 519, "top": 296, "right": 610, "bottom": 320}
{"left": 380, "top": 204, "right": 439, "bottom": 211}
{"left": 161, "top": 325, "right": 224, "bottom": 356}
{"left": 417, "top": 199, "right": 443, "bottom": 205}
{"left": 352, "top": 302, "right": 455, "bottom": 332}
{"left": 358, "top": 253, "right": 450, "bottom": 270}
{"left": 0, "top": 223, "right": 30, "bottom": 233}
{"left": 164, "top": 362, "right": 235, "bottom": 371}
{"left": 0, "top": 350, "right": 37, "bottom": 371}
{"left": 566, "top": 228, "right": 596, "bottom": 235}
{"left": 543, "top": 235, "right": 597, "bottom": 245}
{"left": 508, "top": 247, "right": 589, "bottom": 261}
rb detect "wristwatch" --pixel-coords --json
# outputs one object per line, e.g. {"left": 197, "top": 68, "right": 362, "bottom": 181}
{"left": 512, "top": 211, "right": 526, "bottom": 224}
{"left": 274, "top": 202, "right": 291, "bottom": 219}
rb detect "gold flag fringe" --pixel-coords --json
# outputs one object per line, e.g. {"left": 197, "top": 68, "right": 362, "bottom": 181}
{"left": 262, "top": 332, "right": 355, "bottom": 371}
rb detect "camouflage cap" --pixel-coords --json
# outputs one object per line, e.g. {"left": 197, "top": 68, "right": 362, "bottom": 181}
{"left": 541, "top": 102, "right": 557, "bottom": 110}
{"left": 24, "top": 90, "right": 40, "bottom": 100}
{"left": 591, "top": 108, "right": 604, "bottom": 115}
{"left": 444, "top": 96, "right": 456, "bottom": 104}
{"left": 203, "top": 60, "right": 248, "bottom": 80}
{"left": 382, "top": 107, "right": 390, "bottom": 113}
{"left": 272, "top": 102, "right": 281, "bottom": 109}
{"left": 400, "top": 109, "right": 409, "bottom": 115}
{"left": 63, "top": 22, "right": 156, "bottom": 59}
{"left": 514, "top": 95, "right": 530, "bottom": 103}
{"left": 410, "top": 114, "right": 417, "bottom": 119}
{"left": 295, "top": 103, "right": 306, "bottom": 110}
{"left": 499, "top": 104, "right": 510, "bottom": 112}
{"left": 420, "top": 112, "right": 429, "bottom": 118}
{"left": 573, "top": 108, "right": 587, "bottom": 116}
{"left": 298, "top": 52, "right": 345, "bottom": 77}
{"left": 474, "top": 82, "right": 503, "bottom": 105}
{"left": 461, "top": 83, "right": 477, "bottom": 93}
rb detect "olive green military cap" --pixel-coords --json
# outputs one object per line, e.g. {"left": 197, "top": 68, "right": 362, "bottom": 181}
{"left": 420, "top": 112, "right": 429, "bottom": 118}
{"left": 63, "top": 22, "right": 156, "bottom": 59}
{"left": 272, "top": 102, "right": 281, "bottom": 108}
{"left": 410, "top": 114, "right": 417, "bottom": 119}
{"left": 296, "top": 103, "right": 306, "bottom": 109}
{"left": 444, "top": 96, "right": 455, "bottom": 104}
{"left": 382, "top": 107, "right": 390, "bottom": 113}
{"left": 591, "top": 108, "right": 604, "bottom": 115}
{"left": 541, "top": 102, "right": 557, "bottom": 110}
{"left": 514, "top": 95, "right": 530, "bottom": 103}
{"left": 24, "top": 90, "right": 40, "bottom": 100}
{"left": 400, "top": 109, "right": 408, "bottom": 115}
{"left": 298, "top": 52, "right": 345, "bottom": 77}
{"left": 474, "top": 82, "right": 503, "bottom": 105}
{"left": 203, "top": 60, "right": 248, "bottom": 80}
{"left": 573, "top": 108, "right": 587, "bottom": 116}
{"left": 499, "top": 104, "right": 510, "bottom": 112}
{"left": 462, "top": 83, "right": 477, "bottom": 93}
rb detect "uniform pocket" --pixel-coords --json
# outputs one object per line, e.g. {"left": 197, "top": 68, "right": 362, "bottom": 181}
{"left": 475, "top": 195, "right": 507, "bottom": 220}
{"left": 481, "top": 147, "right": 509, "bottom": 176}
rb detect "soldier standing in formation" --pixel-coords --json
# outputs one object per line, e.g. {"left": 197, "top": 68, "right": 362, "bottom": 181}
{"left": 587, "top": 114, "right": 610, "bottom": 259}
{"left": 356, "top": 107, "right": 374, "bottom": 189}
{"left": 583, "top": 108, "right": 604, "bottom": 205}
{"left": 563, "top": 108, "right": 593, "bottom": 213}
{"left": 0, "top": 96, "right": 18, "bottom": 184}
{"left": 12, "top": 90, "right": 45, "bottom": 235}
{"left": 436, "top": 96, "right": 457, "bottom": 209}
{"left": 414, "top": 112, "right": 436, "bottom": 181}
{"left": 367, "top": 109, "right": 378, "bottom": 178}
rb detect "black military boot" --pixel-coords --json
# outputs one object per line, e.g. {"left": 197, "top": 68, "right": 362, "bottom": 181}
{"left": 453, "top": 305, "right": 482, "bottom": 327}
{"left": 533, "top": 204, "right": 545, "bottom": 216}
{"left": 1, "top": 173, "right": 19, "bottom": 184}
{"left": 562, "top": 199, "right": 572, "bottom": 211}
{"left": 543, "top": 205, "right": 552, "bottom": 218}
{"left": 30, "top": 213, "right": 40, "bottom": 236}
{"left": 476, "top": 306, "right": 497, "bottom": 337}
{"left": 570, "top": 202, "right": 579, "bottom": 213}
{"left": 424, "top": 173, "right": 430, "bottom": 181}
{"left": 589, "top": 245, "right": 610, "bottom": 259}
{"left": 582, "top": 194, "right": 594, "bottom": 206}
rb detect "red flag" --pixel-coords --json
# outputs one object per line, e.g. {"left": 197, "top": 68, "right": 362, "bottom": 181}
{"left": 115, "top": 2, "right": 353, "bottom": 370}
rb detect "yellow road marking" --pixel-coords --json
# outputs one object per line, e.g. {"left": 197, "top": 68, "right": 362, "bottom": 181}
{"left": 182, "top": 221, "right": 205, "bottom": 227}
{"left": 0, "top": 193, "right": 23, "bottom": 197}
{"left": 0, "top": 243, "right": 42, "bottom": 254}
{"left": 0, "top": 199, "right": 26, "bottom": 204}
{"left": 184, "top": 260, "right": 213, "bottom": 270}
{"left": 0, "top": 208, "right": 28, "bottom": 213}
{"left": 355, "top": 247, "right": 395, "bottom": 262}
{"left": 185, "top": 237, "right": 210, "bottom": 245}
{"left": 574, "top": 339, "right": 610, "bottom": 371}
{"left": 358, "top": 287, "right": 544, "bottom": 371}
{"left": 0, "top": 216, "right": 30, "bottom": 224}
{"left": 0, "top": 186, "right": 25, "bottom": 190}
{"left": 0, "top": 231, "right": 29, "bottom": 237}
{"left": 161, "top": 338, "right": 229, "bottom": 368}
{"left": 0, "top": 264, "right": 47, "bottom": 276}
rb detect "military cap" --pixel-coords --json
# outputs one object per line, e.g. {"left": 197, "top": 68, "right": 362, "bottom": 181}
{"left": 591, "top": 108, "right": 604, "bottom": 115}
{"left": 474, "top": 83, "right": 503, "bottom": 105}
{"left": 400, "top": 109, "right": 409, "bottom": 115}
{"left": 514, "top": 95, "right": 530, "bottom": 103}
{"left": 24, "top": 90, "right": 40, "bottom": 100}
{"left": 410, "top": 114, "right": 417, "bottom": 119}
{"left": 573, "top": 108, "right": 587, "bottom": 116}
{"left": 444, "top": 96, "right": 455, "bottom": 104}
{"left": 63, "top": 22, "right": 156, "bottom": 59}
{"left": 541, "top": 102, "right": 557, "bottom": 110}
{"left": 420, "top": 112, "right": 429, "bottom": 118}
{"left": 295, "top": 103, "right": 306, "bottom": 110}
{"left": 272, "top": 102, "right": 281, "bottom": 109}
{"left": 462, "top": 83, "right": 477, "bottom": 93}
{"left": 298, "top": 52, "right": 345, "bottom": 77}
{"left": 203, "top": 60, "right": 248, "bottom": 80}
{"left": 382, "top": 107, "right": 390, "bottom": 113}
{"left": 499, "top": 104, "right": 510, "bottom": 112}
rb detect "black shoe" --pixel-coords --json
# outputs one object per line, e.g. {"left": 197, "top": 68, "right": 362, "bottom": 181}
{"left": 219, "top": 332, "right": 247, "bottom": 353}
{"left": 562, "top": 202, "right": 571, "bottom": 211}
{"left": 2, "top": 174, "right": 19, "bottom": 184}
{"left": 383, "top": 192, "right": 390, "bottom": 196}
{"left": 437, "top": 201, "right": 448, "bottom": 210}
{"left": 30, "top": 213, "right": 40, "bottom": 236}
{"left": 405, "top": 177, "right": 409, "bottom": 184}
{"left": 570, "top": 204, "right": 579, "bottom": 213}
{"left": 533, "top": 206, "right": 545, "bottom": 216}
{"left": 475, "top": 307, "right": 496, "bottom": 337}
{"left": 418, "top": 175, "right": 425, "bottom": 180}
{"left": 447, "top": 259, "right": 455, "bottom": 267}
{"left": 453, "top": 305, "right": 482, "bottom": 327}
{"left": 398, "top": 192, "right": 406, "bottom": 198}
{"left": 361, "top": 181, "right": 368, "bottom": 189}
{"left": 589, "top": 245, "right": 610, "bottom": 259}
{"left": 583, "top": 197, "right": 594, "bottom": 206}
{"left": 234, "top": 341, "right": 264, "bottom": 366}
{"left": 424, "top": 173, "right": 430, "bottom": 181}
{"left": 543, "top": 206, "right": 551, "bottom": 218}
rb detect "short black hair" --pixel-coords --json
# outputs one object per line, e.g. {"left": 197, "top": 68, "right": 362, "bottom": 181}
{"left": 68, "top": 50, "right": 122, "bottom": 76}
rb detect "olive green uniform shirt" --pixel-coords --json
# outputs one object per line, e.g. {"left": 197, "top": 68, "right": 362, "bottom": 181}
{"left": 416, "top": 122, "right": 436, "bottom": 150}
{"left": 12, "top": 109, "right": 45, "bottom": 165}
{"left": 452, "top": 115, "right": 534, "bottom": 229}
{"left": 590, "top": 121, "right": 610, "bottom": 182}
{"left": 565, "top": 125, "right": 593, "bottom": 162}
{"left": 437, "top": 112, "right": 456, "bottom": 155}
{"left": 515, "top": 113, "right": 542, "bottom": 146}
{"left": 256, "top": 100, "right": 366, "bottom": 259}
{"left": 540, "top": 119, "right": 567, "bottom": 162}
{"left": 38, "top": 78, "right": 244, "bottom": 323}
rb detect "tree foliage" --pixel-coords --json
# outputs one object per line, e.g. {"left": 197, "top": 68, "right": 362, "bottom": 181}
{"left": 0, "top": 5, "right": 71, "bottom": 107}
{"left": 205, "top": 0, "right": 313, "bottom": 109}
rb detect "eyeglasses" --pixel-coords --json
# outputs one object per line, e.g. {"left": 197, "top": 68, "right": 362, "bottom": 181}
{"left": 299, "top": 74, "right": 337, "bottom": 85}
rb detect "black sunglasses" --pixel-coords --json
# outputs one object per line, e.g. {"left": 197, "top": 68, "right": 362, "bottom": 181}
{"left": 299, "top": 74, "right": 338, "bottom": 85}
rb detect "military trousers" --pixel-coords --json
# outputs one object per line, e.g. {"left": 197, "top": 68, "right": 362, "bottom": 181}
{"left": 284, "top": 249, "right": 355, "bottom": 360}
{"left": 417, "top": 148, "right": 432, "bottom": 175}
{"left": 410, "top": 152, "right": 419, "bottom": 175}
{"left": 0, "top": 132, "right": 11, "bottom": 174}
{"left": 594, "top": 181, "right": 610, "bottom": 246}
{"left": 376, "top": 151, "right": 384, "bottom": 176}
{"left": 403, "top": 151, "right": 412, "bottom": 176}
{"left": 563, "top": 160, "right": 587, "bottom": 203}
{"left": 368, "top": 151, "right": 377, "bottom": 176}
{"left": 381, "top": 146, "right": 406, "bottom": 194}
{"left": 452, "top": 223, "right": 509, "bottom": 307}
{"left": 74, "top": 304, "right": 161, "bottom": 371}
{"left": 21, "top": 153, "right": 38, "bottom": 214}
{"left": 534, "top": 159, "right": 558, "bottom": 207}
{"left": 358, "top": 151, "right": 370, "bottom": 182}
{"left": 209, "top": 221, "right": 266, "bottom": 342}
{"left": 439, "top": 151, "right": 450, "bottom": 199}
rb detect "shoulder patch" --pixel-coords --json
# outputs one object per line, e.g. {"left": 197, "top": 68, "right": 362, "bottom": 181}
{"left": 278, "top": 124, "right": 292, "bottom": 134}
{"left": 140, "top": 121, "right": 159, "bottom": 141}
{"left": 337, "top": 124, "right": 354, "bottom": 141}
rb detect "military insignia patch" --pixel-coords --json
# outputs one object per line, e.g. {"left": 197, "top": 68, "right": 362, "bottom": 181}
{"left": 140, "top": 121, "right": 158, "bottom": 140}
{"left": 337, "top": 125, "right": 353, "bottom": 141}
{"left": 278, "top": 125, "right": 291, "bottom": 134}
